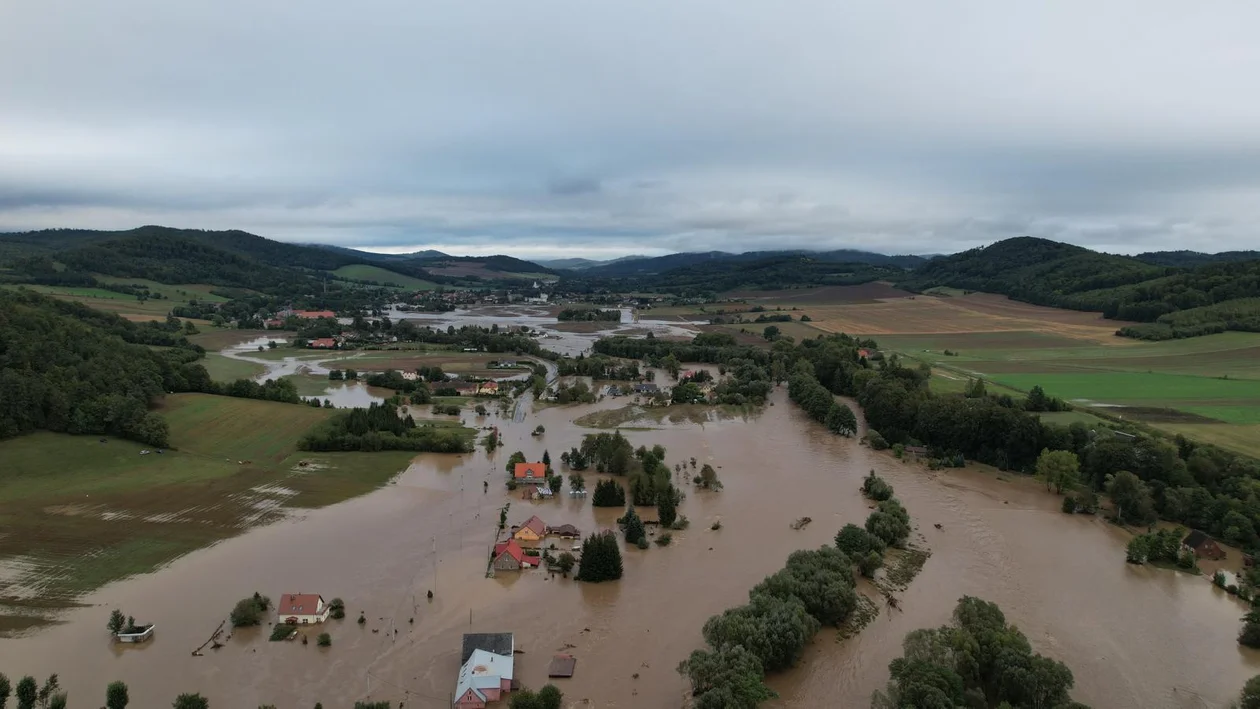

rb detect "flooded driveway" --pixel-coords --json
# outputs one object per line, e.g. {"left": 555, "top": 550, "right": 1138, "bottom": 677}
{"left": 1, "top": 388, "right": 1253, "bottom": 708}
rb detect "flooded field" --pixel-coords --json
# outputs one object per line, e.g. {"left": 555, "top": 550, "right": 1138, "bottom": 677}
{"left": 1, "top": 386, "right": 1254, "bottom": 708}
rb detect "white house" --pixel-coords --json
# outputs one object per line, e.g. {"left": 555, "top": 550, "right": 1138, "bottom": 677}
{"left": 454, "top": 648, "right": 514, "bottom": 707}
{"left": 277, "top": 593, "right": 330, "bottom": 624}
{"left": 402, "top": 371, "right": 419, "bottom": 381}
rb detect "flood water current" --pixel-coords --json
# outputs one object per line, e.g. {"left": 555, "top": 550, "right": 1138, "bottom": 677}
{"left": 7, "top": 305, "right": 1255, "bottom": 707}
{"left": 0, "top": 384, "right": 1253, "bottom": 708}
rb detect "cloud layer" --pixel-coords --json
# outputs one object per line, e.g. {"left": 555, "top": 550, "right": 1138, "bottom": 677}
{"left": 3, "top": 1, "right": 1260, "bottom": 258}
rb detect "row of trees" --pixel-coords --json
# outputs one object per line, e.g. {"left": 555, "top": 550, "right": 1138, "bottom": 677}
{"left": 872, "top": 597, "right": 1085, "bottom": 709}
{"left": 555, "top": 354, "right": 640, "bottom": 379}
{"left": 787, "top": 365, "right": 857, "bottom": 436}
{"left": 678, "top": 547, "right": 859, "bottom": 707}
{"left": 575, "top": 531, "right": 623, "bottom": 582}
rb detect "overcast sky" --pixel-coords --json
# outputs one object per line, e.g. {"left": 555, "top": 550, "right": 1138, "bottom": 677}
{"left": 3, "top": 1, "right": 1260, "bottom": 259}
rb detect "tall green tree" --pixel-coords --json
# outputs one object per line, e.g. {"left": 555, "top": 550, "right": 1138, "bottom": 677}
{"left": 1035, "top": 448, "right": 1080, "bottom": 494}
{"left": 106, "top": 682, "right": 129, "bottom": 709}
{"left": 1239, "top": 674, "right": 1260, "bottom": 709}
{"left": 1106, "top": 471, "right": 1156, "bottom": 525}
{"left": 12, "top": 677, "right": 35, "bottom": 709}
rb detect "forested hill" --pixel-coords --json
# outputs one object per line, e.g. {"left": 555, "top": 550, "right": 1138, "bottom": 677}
{"left": 566, "top": 255, "right": 905, "bottom": 295}
{"left": 0, "top": 289, "right": 206, "bottom": 445}
{"left": 0, "top": 226, "right": 553, "bottom": 290}
{"left": 898, "top": 236, "right": 1260, "bottom": 340}
{"left": 579, "top": 248, "right": 925, "bottom": 277}
{"left": 1134, "top": 249, "right": 1260, "bottom": 268}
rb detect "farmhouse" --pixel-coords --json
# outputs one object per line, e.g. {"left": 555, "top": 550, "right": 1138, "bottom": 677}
{"left": 308, "top": 338, "right": 337, "bottom": 349}
{"left": 264, "top": 318, "right": 286, "bottom": 329}
{"left": 546, "top": 523, "right": 581, "bottom": 540}
{"left": 492, "top": 540, "right": 538, "bottom": 571}
{"left": 512, "top": 515, "right": 547, "bottom": 542}
{"left": 454, "top": 633, "right": 515, "bottom": 708}
{"left": 277, "top": 593, "right": 330, "bottom": 624}
{"left": 513, "top": 462, "right": 548, "bottom": 484}
{"left": 294, "top": 310, "right": 336, "bottom": 319}
{"left": 1182, "top": 530, "right": 1226, "bottom": 560}
{"left": 478, "top": 381, "right": 500, "bottom": 396}
{"left": 402, "top": 371, "right": 419, "bottom": 381}
{"left": 451, "top": 381, "right": 479, "bottom": 396}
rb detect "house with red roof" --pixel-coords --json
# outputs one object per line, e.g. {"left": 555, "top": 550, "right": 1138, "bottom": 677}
{"left": 309, "top": 338, "right": 337, "bottom": 349}
{"left": 277, "top": 593, "right": 330, "bottom": 624}
{"left": 478, "top": 380, "right": 500, "bottom": 396}
{"left": 513, "top": 462, "right": 547, "bottom": 484}
{"left": 294, "top": 310, "right": 336, "bottom": 319}
{"left": 491, "top": 539, "right": 537, "bottom": 571}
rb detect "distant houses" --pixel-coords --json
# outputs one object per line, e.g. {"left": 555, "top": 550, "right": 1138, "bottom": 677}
{"left": 455, "top": 633, "right": 516, "bottom": 707}
{"left": 293, "top": 309, "right": 336, "bottom": 319}
{"left": 277, "top": 593, "right": 330, "bottom": 625}
{"left": 513, "top": 462, "right": 548, "bottom": 484}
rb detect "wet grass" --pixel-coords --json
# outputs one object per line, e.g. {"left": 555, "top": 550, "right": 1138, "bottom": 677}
{"left": 0, "top": 394, "right": 452, "bottom": 621}
{"left": 200, "top": 352, "right": 267, "bottom": 382}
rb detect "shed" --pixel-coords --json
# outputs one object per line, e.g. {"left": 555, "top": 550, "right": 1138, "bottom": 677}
{"left": 548, "top": 654, "right": 577, "bottom": 678}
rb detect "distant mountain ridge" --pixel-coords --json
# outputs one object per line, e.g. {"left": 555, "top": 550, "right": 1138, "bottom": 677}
{"left": 1134, "top": 250, "right": 1260, "bottom": 268}
{"left": 0, "top": 226, "right": 553, "bottom": 288}
{"left": 579, "top": 248, "right": 926, "bottom": 277}
{"left": 899, "top": 236, "right": 1260, "bottom": 339}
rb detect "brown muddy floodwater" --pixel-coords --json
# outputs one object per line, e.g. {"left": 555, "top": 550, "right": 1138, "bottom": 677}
{"left": 0, "top": 388, "right": 1254, "bottom": 708}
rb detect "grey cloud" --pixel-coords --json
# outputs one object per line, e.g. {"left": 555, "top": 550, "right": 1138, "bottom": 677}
{"left": 2, "top": 0, "right": 1260, "bottom": 257}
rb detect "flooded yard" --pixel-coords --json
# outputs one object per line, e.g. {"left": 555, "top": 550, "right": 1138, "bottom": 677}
{"left": 0, "top": 387, "right": 1254, "bottom": 708}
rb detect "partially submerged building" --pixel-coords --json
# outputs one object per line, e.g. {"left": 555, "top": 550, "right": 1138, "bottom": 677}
{"left": 455, "top": 633, "right": 515, "bottom": 708}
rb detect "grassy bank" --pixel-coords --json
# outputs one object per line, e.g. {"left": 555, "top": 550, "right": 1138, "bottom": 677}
{"left": 0, "top": 394, "right": 455, "bottom": 628}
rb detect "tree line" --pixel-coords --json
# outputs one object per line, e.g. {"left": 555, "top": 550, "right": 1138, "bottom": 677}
{"left": 298, "top": 402, "right": 471, "bottom": 453}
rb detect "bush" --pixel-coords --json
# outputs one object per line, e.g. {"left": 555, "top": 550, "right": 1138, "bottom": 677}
{"left": 655, "top": 532, "right": 673, "bottom": 546}
{"left": 860, "top": 471, "right": 893, "bottom": 501}
{"left": 317, "top": 632, "right": 332, "bottom": 647}
{"left": 231, "top": 592, "right": 271, "bottom": 627}
{"left": 867, "top": 430, "right": 889, "bottom": 450}
{"left": 1214, "top": 570, "right": 1228, "bottom": 588}
{"left": 1061, "top": 496, "right": 1077, "bottom": 513}
{"left": 636, "top": 537, "right": 650, "bottom": 550}
{"left": 269, "top": 624, "right": 296, "bottom": 641}
{"left": 835, "top": 523, "right": 885, "bottom": 557}
{"left": 329, "top": 597, "right": 346, "bottom": 620}
{"left": 859, "top": 551, "right": 884, "bottom": 578}
{"left": 671, "top": 515, "right": 691, "bottom": 530}
{"left": 865, "top": 498, "right": 911, "bottom": 548}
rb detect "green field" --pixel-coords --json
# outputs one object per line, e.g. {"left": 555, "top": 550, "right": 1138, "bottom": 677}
{"left": 200, "top": 352, "right": 267, "bottom": 382}
{"left": 1, "top": 280, "right": 229, "bottom": 321}
{"left": 0, "top": 394, "right": 452, "bottom": 624}
{"left": 332, "top": 264, "right": 439, "bottom": 290}
{"left": 881, "top": 328, "right": 1260, "bottom": 458}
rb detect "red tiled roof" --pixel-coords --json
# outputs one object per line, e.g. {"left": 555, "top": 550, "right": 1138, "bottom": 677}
{"left": 310, "top": 338, "right": 336, "bottom": 348}
{"left": 294, "top": 310, "right": 336, "bottom": 319}
{"left": 278, "top": 593, "right": 323, "bottom": 615}
{"left": 514, "top": 462, "right": 547, "bottom": 480}
{"left": 494, "top": 539, "right": 526, "bottom": 564}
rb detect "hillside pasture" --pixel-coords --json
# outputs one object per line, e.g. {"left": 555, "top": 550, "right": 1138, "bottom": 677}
{"left": 331, "top": 264, "right": 439, "bottom": 290}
